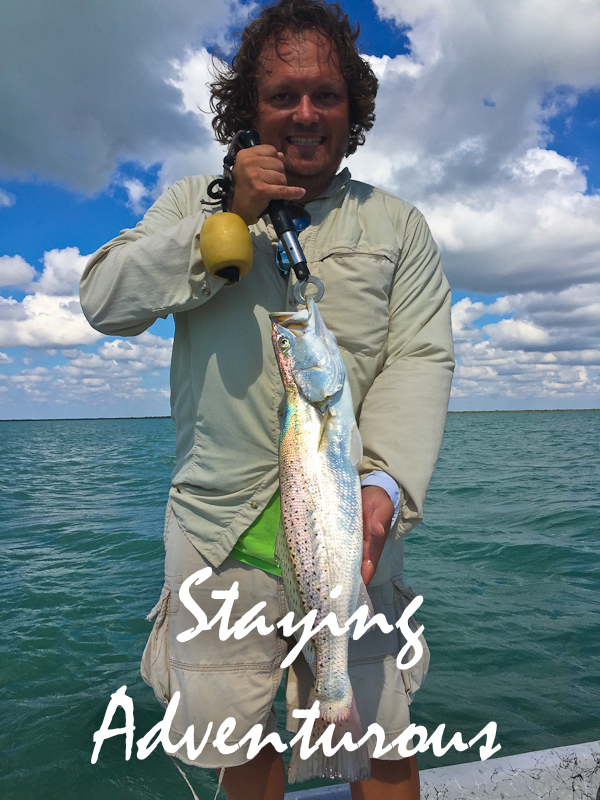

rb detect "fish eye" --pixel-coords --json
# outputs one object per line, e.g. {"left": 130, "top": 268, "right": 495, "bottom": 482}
{"left": 279, "top": 337, "right": 290, "bottom": 349}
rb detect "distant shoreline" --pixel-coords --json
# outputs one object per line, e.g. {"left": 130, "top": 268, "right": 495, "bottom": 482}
{"left": 448, "top": 408, "right": 600, "bottom": 414}
{"left": 0, "top": 409, "right": 598, "bottom": 422}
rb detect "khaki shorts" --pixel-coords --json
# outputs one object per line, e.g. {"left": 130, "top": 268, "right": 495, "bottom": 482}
{"left": 141, "top": 502, "right": 429, "bottom": 768}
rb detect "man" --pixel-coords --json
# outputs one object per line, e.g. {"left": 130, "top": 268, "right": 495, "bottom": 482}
{"left": 80, "top": 1, "right": 454, "bottom": 798}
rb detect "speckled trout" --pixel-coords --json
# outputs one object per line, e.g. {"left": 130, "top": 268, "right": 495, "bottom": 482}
{"left": 270, "top": 297, "right": 371, "bottom": 784}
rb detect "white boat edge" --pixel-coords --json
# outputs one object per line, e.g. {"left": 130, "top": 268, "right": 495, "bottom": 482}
{"left": 284, "top": 740, "right": 600, "bottom": 799}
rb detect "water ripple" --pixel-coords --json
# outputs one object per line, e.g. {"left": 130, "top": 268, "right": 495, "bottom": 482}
{"left": 1, "top": 412, "right": 599, "bottom": 796}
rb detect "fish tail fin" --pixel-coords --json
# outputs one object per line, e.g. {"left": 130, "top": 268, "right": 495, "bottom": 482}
{"left": 357, "top": 579, "right": 375, "bottom": 620}
{"left": 288, "top": 693, "right": 370, "bottom": 785}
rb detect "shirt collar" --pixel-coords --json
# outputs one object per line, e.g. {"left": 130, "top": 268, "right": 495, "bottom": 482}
{"left": 307, "top": 167, "right": 352, "bottom": 204}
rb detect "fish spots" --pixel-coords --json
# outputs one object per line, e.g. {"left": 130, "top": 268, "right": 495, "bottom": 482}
{"left": 273, "top": 299, "right": 364, "bottom": 737}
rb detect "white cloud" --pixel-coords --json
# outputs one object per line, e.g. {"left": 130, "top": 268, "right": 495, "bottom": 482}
{"left": 0, "top": 247, "right": 97, "bottom": 348}
{"left": 451, "top": 285, "right": 600, "bottom": 400}
{"left": 6, "top": 332, "right": 173, "bottom": 405}
{"left": 366, "top": 53, "right": 423, "bottom": 81}
{"left": 10, "top": 366, "right": 53, "bottom": 403}
{"left": 98, "top": 332, "right": 173, "bottom": 369}
{"left": 417, "top": 149, "right": 600, "bottom": 292}
{"left": 122, "top": 178, "right": 154, "bottom": 216}
{"left": 156, "top": 48, "right": 226, "bottom": 190}
{"left": 0, "top": 0, "right": 247, "bottom": 192}
{"left": 452, "top": 347, "right": 598, "bottom": 400}
{"left": 0, "top": 293, "right": 99, "bottom": 349}
{"left": 1, "top": 0, "right": 598, "bottom": 411}
{"left": 368, "top": 0, "right": 600, "bottom": 184}
{"left": 0, "top": 255, "right": 36, "bottom": 288}
{"left": 0, "top": 245, "right": 175, "bottom": 411}
{"left": 29, "top": 247, "right": 88, "bottom": 296}
{"left": 170, "top": 47, "right": 216, "bottom": 117}
{"left": 450, "top": 298, "right": 487, "bottom": 343}
{"left": 485, "top": 318, "right": 550, "bottom": 349}
{"left": 346, "top": 0, "right": 600, "bottom": 295}
{"left": 0, "top": 189, "right": 15, "bottom": 208}
{"left": 484, "top": 284, "right": 600, "bottom": 351}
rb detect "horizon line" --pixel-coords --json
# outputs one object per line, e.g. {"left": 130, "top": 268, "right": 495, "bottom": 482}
{"left": 1, "top": 408, "right": 599, "bottom": 422}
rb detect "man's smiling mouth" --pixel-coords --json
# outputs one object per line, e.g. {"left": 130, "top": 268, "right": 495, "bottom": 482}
{"left": 287, "top": 136, "right": 325, "bottom": 145}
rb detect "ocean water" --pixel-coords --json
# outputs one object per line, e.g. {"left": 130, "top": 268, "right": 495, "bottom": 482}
{"left": 0, "top": 411, "right": 598, "bottom": 799}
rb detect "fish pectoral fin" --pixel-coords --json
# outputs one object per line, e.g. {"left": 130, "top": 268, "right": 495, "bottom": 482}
{"left": 349, "top": 423, "right": 363, "bottom": 466}
{"left": 317, "top": 406, "right": 334, "bottom": 451}
{"left": 357, "top": 579, "right": 375, "bottom": 620}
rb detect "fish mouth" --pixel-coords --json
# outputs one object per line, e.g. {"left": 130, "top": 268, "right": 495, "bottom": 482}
{"left": 269, "top": 309, "right": 309, "bottom": 337}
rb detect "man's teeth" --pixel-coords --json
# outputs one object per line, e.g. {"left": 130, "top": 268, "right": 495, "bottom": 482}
{"left": 288, "top": 136, "right": 324, "bottom": 144}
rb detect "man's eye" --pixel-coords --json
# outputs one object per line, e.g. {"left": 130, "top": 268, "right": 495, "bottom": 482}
{"left": 272, "top": 93, "right": 292, "bottom": 103}
{"left": 319, "top": 92, "right": 344, "bottom": 103}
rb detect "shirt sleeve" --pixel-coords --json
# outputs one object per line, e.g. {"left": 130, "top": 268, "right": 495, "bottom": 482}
{"left": 361, "top": 471, "right": 402, "bottom": 526}
{"left": 358, "top": 207, "right": 455, "bottom": 538}
{"left": 79, "top": 178, "right": 225, "bottom": 336}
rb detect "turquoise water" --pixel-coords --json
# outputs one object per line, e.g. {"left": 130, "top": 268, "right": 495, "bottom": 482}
{"left": 1, "top": 412, "right": 599, "bottom": 798}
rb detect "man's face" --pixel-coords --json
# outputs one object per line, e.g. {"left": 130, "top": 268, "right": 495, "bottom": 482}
{"left": 253, "top": 32, "right": 349, "bottom": 196}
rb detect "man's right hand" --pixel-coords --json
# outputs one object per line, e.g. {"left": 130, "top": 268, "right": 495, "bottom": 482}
{"left": 229, "top": 145, "right": 306, "bottom": 226}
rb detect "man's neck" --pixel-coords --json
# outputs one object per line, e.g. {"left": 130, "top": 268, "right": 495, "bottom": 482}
{"left": 287, "top": 168, "right": 340, "bottom": 203}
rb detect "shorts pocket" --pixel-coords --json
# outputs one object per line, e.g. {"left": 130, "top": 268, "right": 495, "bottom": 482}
{"left": 141, "top": 584, "right": 172, "bottom": 707}
{"left": 392, "top": 580, "right": 430, "bottom": 703}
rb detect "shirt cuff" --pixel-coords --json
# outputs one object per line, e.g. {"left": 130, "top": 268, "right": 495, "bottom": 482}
{"left": 361, "top": 471, "right": 402, "bottom": 527}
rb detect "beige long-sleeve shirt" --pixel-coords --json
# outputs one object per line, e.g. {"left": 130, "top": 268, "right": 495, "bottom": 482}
{"left": 80, "top": 168, "right": 454, "bottom": 584}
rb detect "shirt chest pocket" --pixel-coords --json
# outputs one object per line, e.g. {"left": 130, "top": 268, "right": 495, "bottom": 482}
{"left": 311, "top": 249, "right": 397, "bottom": 358}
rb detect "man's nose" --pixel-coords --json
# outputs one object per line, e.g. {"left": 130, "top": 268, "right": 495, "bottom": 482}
{"left": 293, "top": 94, "right": 319, "bottom": 125}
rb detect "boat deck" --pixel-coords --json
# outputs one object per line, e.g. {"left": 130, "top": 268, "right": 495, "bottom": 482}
{"left": 284, "top": 741, "right": 600, "bottom": 799}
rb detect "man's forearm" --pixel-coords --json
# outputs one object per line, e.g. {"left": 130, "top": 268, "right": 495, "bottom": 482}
{"left": 80, "top": 180, "right": 223, "bottom": 336}
{"left": 358, "top": 210, "right": 455, "bottom": 536}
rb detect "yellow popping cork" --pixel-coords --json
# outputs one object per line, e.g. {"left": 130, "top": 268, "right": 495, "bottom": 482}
{"left": 199, "top": 211, "right": 253, "bottom": 283}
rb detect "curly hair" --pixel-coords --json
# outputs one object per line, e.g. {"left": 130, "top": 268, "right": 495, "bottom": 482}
{"left": 209, "top": 0, "right": 378, "bottom": 156}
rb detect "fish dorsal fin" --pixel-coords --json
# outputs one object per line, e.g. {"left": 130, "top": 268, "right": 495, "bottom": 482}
{"left": 349, "top": 423, "right": 363, "bottom": 466}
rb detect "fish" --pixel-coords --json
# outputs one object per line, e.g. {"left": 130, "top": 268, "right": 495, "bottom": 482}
{"left": 270, "top": 297, "right": 372, "bottom": 784}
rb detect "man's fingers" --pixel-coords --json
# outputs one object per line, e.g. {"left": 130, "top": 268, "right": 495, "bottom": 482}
{"left": 361, "top": 558, "right": 376, "bottom": 586}
{"left": 246, "top": 144, "right": 280, "bottom": 157}
{"left": 230, "top": 147, "right": 305, "bottom": 224}
{"left": 261, "top": 183, "right": 306, "bottom": 201}
{"left": 360, "top": 485, "right": 394, "bottom": 586}
{"left": 369, "top": 520, "right": 387, "bottom": 539}
{"left": 370, "top": 509, "right": 389, "bottom": 537}
{"left": 236, "top": 148, "right": 286, "bottom": 176}
{"left": 361, "top": 519, "right": 388, "bottom": 585}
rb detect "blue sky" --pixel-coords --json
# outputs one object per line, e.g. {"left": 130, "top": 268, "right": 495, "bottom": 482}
{"left": 1, "top": 0, "right": 599, "bottom": 418}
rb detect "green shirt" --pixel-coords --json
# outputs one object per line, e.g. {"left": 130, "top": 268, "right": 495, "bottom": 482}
{"left": 230, "top": 490, "right": 281, "bottom": 576}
